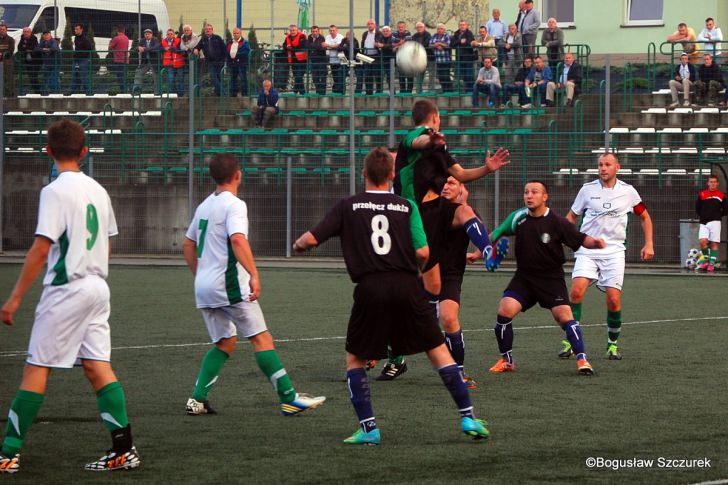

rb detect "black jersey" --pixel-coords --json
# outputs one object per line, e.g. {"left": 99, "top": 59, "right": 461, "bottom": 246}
{"left": 310, "top": 191, "right": 428, "bottom": 282}
{"left": 695, "top": 189, "right": 727, "bottom": 224}
{"left": 441, "top": 205, "right": 479, "bottom": 279}
{"left": 513, "top": 208, "right": 586, "bottom": 276}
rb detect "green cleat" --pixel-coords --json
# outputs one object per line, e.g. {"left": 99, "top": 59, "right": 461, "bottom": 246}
{"left": 343, "top": 428, "right": 381, "bottom": 446}
{"left": 606, "top": 344, "right": 622, "bottom": 360}
{"left": 558, "top": 339, "right": 574, "bottom": 359}
{"left": 461, "top": 417, "right": 490, "bottom": 440}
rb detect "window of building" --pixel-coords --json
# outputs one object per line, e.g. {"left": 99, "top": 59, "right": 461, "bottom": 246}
{"left": 540, "top": 0, "right": 575, "bottom": 28}
{"left": 623, "top": 0, "right": 664, "bottom": 27}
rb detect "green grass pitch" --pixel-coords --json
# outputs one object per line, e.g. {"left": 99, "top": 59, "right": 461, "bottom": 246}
{"left": 1, "top": 264, "right": 726, "bottom": 484}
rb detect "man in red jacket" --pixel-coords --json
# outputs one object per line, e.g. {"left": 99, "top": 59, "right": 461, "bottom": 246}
{"left": 284, "top": 24, "right": 307, "bottom": 94}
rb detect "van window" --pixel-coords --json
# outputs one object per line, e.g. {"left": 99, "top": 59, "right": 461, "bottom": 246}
{"left": 32, "top": 6, "right": 58, "bottom": 34}
{"left": 0, "top": 4, "right": 40, "bottom": 28}
{"left": 64, "top": 7, "right": 158, "bottom": 39}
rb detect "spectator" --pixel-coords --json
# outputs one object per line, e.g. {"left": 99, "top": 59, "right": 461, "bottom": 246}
{"left": 472, "top": 57, "right": 501, "bottom": 108}
{"left": 195, "top": 24, "right": 226, "bottom": 96}
{"left": 695, "top": 53, "right": 724, "bottom": 106}
{"left": 308, "top": 25, "right": 327, "bottom": 95}
{"left": 338, "top": 30, "right": 360, "bottom": 94}
{"left": 323, "top": 24, "right": 344, "bottom": 94}
{"left": 360, "top": 19, "right": 382, "bottom": 94}
{"left": 392, "top": 21, "right": 413, "bottom": 93}
{"left": 697, "top": 17, "right": 723, "bottom": 58}
{"left": 252, "top": 79, "right": 279, "bottom": 128}
{"left": 515, "top": 1, "right": 526, "bottom": 29}
{"left": 503, "top": 23, "right": 523, "bottom": 81}
{"left": 227, "top": 27, "right": 251, "bottom": 97}
{"left": 668, "top": 52, "right": 695, "bottom": 107}
{"left": 667, "top": 22, "right": 700, "bottom": 64}
{"left": 133, "top": 29, "right": 161, "bottom": 94}
{"left": 34, "top": 30, "right": 60, "bottom": 95}
{"left": 411, "top": 21, "right": 432, "bottom": 92}
{"left": 179, "top": 24, "right": 200, "bottom": 95}
{"left": 472, "top": 25, "right": 497, "bottom": 64}
{"left": 17, "top": 27, "right": 39, "bottom": 94}
{"left": 486, "top": 9, "right": 507, "bottom": 65}
{"left": 377, "top": 26, "right": 396, "bottom": 91}
{"left": 546, "top": 51, "right": 581, "bottom": 107}
{"left": 108, "top": 26, "right": 130, "bottom": 92}
{"left": 503, "top": 56, "right": 533, "bottom": 107}
{"left": 519, "top": 0, "right": 540, "bottom": 55}
{"left": 525, "top": 56, "right": 552, "bottom": 107}
{"left": 71, "top": 23, "right": 93, "bottom": 94}
{"left": 541, "top": 18, "right": 563, "bottom": 72}
{"left": 0, "top": 23, "right": 15, "bottom": 97}
{"left": 429, "top": 23, "right": 452, "bottom": 93}
{"left": 161, "top": 29, "right": 184, "bottom": 96}
{"left": 284, "top": 24, "right": 307, "bottom": 94}
{"left": 450, "top": 20, "right": 476, "bottom": 89}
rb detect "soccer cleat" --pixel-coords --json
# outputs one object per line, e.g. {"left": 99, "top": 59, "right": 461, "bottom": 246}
{"left": 0, "top": 453, "right": 20, "bottom": 474}
{"left": 461, "top": 417, "right": 490, "bottom": 440}
{"left": 577, "top": 358, "right": 595, "bottom": 375}
{"left": 707, "top": 264, "right": 716, "bottom": 273}
{"left": 558, "top": 339, "right": 575, "bottom": 359}
{"left": 485, "top": 237, "right": 510, "bottom": 272}
{"left": 343, "top": 427, "right": 381, "bottom": 445}
{"left": 489, "top": 358, "right": 515, "bottom": 373}
{"left": 697, "top": 262, "right": 710, "bottom": 272}
{"left": 186, "top": 397, "right": 217, "bottom": 415}
{"left": 365, "top": 359, "right": 378, "bottom": 371}
{"left": 462, "top": 373, "right": 478, "bottom": 389}
{"left": 84, "top": 447, "right": 141, "bottom": 471}
{"left": 606, "top": 344, "right": 622, "bottom": 360}
{"left": 375, "top": 361, "right": 408, "bottom": 381}
{"left": 281, "top": 393, "right": 326, "bottom": 416}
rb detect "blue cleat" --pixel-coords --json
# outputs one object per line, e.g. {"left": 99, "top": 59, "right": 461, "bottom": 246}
{"left": 343, "top": 428, "right": 381, "bottom": 445}
{"left": 485, "top": 238, "right": 510, "bottom": 271}
{"left": 461, "top": 417, "right": 490, "bottom": 440}
{"left": 281, "top": 393, "right": 326, "bottom": 416}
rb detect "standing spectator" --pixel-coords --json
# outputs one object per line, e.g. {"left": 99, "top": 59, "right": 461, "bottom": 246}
{"left": 519, "top": 0, "right": 540, "bottom": 56}
{"left": 525, "top": 56, "right": 552, "bottom": 107}
{"left": 515, "top": 1, "right": 526, "bottom": 29}
{"left": 695, "top": 174, "right": 728, "bottom": 273}
{"left": 695, "top": 53, "right": 724, "bottom": 106}
{"left": 697, "top": 17, "right": 723, "bottom": 58}
{"left": 108, "top": 26, "right": 130, "bottom": 92}
{"left": 667, "top": 22, "right": 700, "bottom": 64}
{"left": 195, "top": 24, "right": 226, "bottom": 96}
{"left": 323, "top": 25, "right": 344, "bottom": 94}
{"left": 429, "top": 23, "right": 452, "bottom": 93}
{"left": 541, "top": 17, "right": 563, "bottom": 72}
{"left": 227, "top": 27, "right": 250, "bottom": 97}
{"left": 133, "top": 29, "right": 161, "bottom": 94}
{"left": 450, "top": 20, "right": 476, "bottom": 89}
{"left": 34, "top": 30, "right": 60, "bottom": 95}
{"left": 284, "top": 24, "right": 307, "bottom": 94}
{"left": 472, "top": 57, "right": 501, "bottom": 107}
{"left": 472, "top": 25, "right": 496, "bottom": 64}
{"left": 71, "top": 23, "right": 93, "bottom": 94}
{"left": 392, "top": 21, "right": 413, "bottom": 93}
{"left": 503, "top": 23, "right": 523, "bottom": 81}
{"left": 503, "top": 56, "right": 533, "bottom": 107}
{"left": 308, "top": 25, "right": 327, "bottom": 95}
{"left": 338, "top": 30, "right": 360, "bottom": 94}
{"left": 486, "top": 9, "right": 507, "bottom": 65}
{"left": 0, "top": 24, "right": 15, "bottom": 97}
{"left": 162, "top": 29, "right": 184, "bottom": 96}
{"left": 252, "top": 79, "right": 279, "bottom": 128}
{"left": 546, "top": 51, "right": 581, "bottom": 106}
{"left": 179, "top": 24, "right": 200, "bottom": 95}
{"left": 18, "top": 27, "right": 39, "bottom": 94}
{"left": 668, "top": 52, "right": 695, "bottom": 107}
{"left": 377, "top": 26, "right": 396, "bottom": 91}
{"left": 411, "top": 22, "right": 432, "bottom": 92}
{"left": 361, "top": 19, "right": 382, "bottom": 95}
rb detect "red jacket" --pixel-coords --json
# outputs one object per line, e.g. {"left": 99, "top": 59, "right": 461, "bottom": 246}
{"left": 161, "top": 36, "right": 184, "bottom": 68}
{"left": 285, "top": 32, "right": 307, "bottom": 63}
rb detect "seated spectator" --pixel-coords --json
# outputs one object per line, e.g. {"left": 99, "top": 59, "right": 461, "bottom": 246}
{"left": 34, "top": 30, "right": 60, "bottom": 95}
{"left": 472, "top": 57, "right": 501, "bottom": 107}
{"left": 667, "top": 22, "right": 700, "bottom": 64}
{"left": 668, "top": 52, "right": 695, "bottom": 107}
{"left": 546, "top": 52, "right": 581, "bottom": 107}
{"left": 540, "top": 18, "right": 563, "bottom": 72}
{"left": 525, "top": 56, "right": 552, "bottom": 107}
{"left": 695, "top": 53, "right": 724, "bottom": 106}
{"left": 18, "top": 27, "right": 40, "bottom": 94}
{"left": 134, "top": 29, "right": 161, "bottom": 94}
{"left": 227, "top": 27, "right": 251, "bottom": 97}
{"left": 252, "top": 79, "right": 279, "bottom": 128}
{"left": 697, "top": 17, "right": 723, "bottom": 58}
{"left": 503, "top": 56, "right": 533, "bottom": 107}
{"left": 503, "top": 24, "right": 522, "bottom": 82}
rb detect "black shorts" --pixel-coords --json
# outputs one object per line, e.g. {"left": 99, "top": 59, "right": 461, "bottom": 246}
{"left": 346, "top": 272, "right": 445, "bottom": 360}
{"left": 503, "top": 271, "right": 570, "bottom": 311}
{"left": 420, "top": 198, "right": 460, "bottom": 272}
{"left": 439, "top": 275, "right": 464, "bottom": 304}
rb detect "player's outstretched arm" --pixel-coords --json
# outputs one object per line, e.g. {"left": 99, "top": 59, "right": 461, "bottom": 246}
{"left": 230, "top": 233, "right": 261, "bottom": 301}
{"left": 448, "top": 147, "right": 511, "bottom": 183}
{"left": 293, "top": 231, "right": 319, "bottom": 253}
{"left": 639, "top": 209, "right": 655, "bottom": 261}
{"left": 1, "top": 236, "right": 52, "bottom": 326}
{"left": 182, "top": 237, "right": 198, "bottom": 275}
{"left": 583, "top": 236, "right": 606, "bottom": 250}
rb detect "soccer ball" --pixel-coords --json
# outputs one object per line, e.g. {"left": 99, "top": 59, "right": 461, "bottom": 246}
{"left": 688, "top": 248, "right": 700, "bottom": 259}
{"left": 396, "top": 41, "right": 428, "bottom": 76}
{"left": 685, "top": 256, "right": 698, "bottom": 269}
{"left": 685, "top": 248, "right": 700, "bottom": 269}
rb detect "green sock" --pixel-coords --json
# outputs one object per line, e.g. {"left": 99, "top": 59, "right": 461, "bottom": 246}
{"left": 702, "top": 248, "right": 710, "bottom": 260}
{"left": 255, "top": 350, "right": 296, "bottom": 404}
{"left": 570, "top": 302, "right": 582, "bottom": 322}
{"left": 386, "top": 347, "right": 405, "bottom": 365}
{"left": 709, "top": 249, "right": 718, "bottom": 265}
{"left": 96, "top": 381, "right": 129, "bottom": 433}
{"left": 607, "top": 310, "right": 622, "bottom": 345}
{"left": 192, "top": 347, "right": 229, "bottom": 402}
{"left": 2, "top": 390, "right": 44, "bottom": 456}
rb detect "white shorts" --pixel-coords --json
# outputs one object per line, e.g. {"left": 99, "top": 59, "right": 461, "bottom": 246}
{"left": 27, "top": 276, "right": 111, "bottom": 368}
{"left": 699, "top": 221, "right": 721, "bottom": 243}
{"left": 200, "top": 301, "right": 268, "bottom": 343}
{"left": 572, "top": 253, "right": 625, "bottom": 292}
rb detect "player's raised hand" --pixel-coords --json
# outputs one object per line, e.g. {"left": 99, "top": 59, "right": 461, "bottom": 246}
{"left": 249, "top": 276, "right": 261, "bottom": 301}
{"left": 430, "top": 131, "right": 446, "bottom": 146}
{"left": 484, "top": 147, "right": 511, "bottom": 173}
{"left": 641, "top": 244, "right": 654, "bottom": 261}
{"left": 1, "top": 297, "right": 20, "bottom": 326}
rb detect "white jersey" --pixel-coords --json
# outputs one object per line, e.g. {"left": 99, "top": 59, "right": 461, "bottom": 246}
{"left": 35, "top": 171, "right": 118, "bottom": 286}
{"left": 186, "top": 191, "right": 251, "bottom": 308}
{"left": 571, "top": 179, "right": 642, "bottom": 257}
